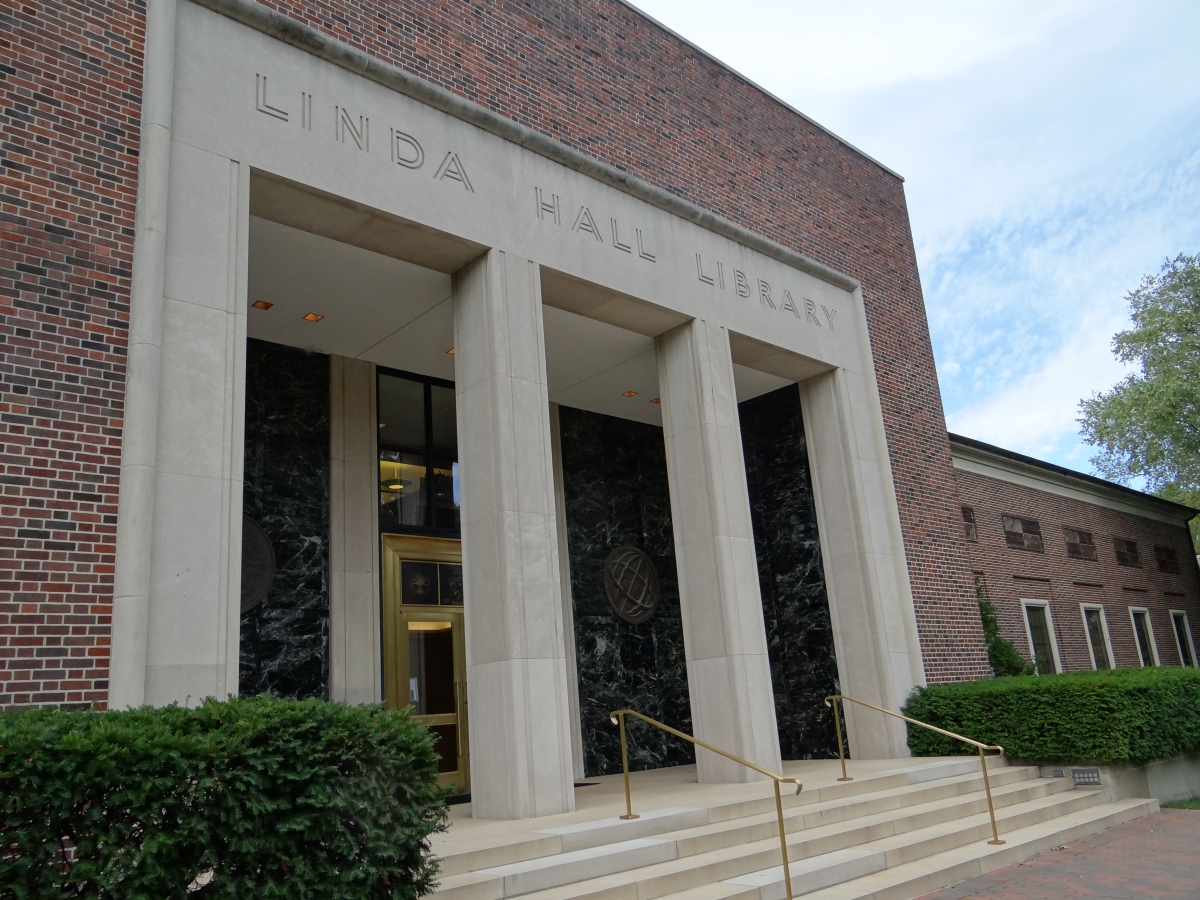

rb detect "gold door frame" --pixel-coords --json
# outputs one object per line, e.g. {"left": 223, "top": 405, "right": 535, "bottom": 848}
{"left": 382, "top": 534, "right": 469, "bottom": 792}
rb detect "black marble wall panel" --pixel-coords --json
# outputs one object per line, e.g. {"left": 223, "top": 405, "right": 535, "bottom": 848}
{"left": 739, "top": 385, "right": 840, "bottom": 759}
{"left": 558, "top": 406, "right": 694, "bottom": 776}
{"left": 240, "top": 338, "right": 330, "bottom": 699}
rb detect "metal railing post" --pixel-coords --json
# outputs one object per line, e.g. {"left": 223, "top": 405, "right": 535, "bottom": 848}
{"left": 978, "top": 746, "right": 1005, "bottom": 845}
{"left": 773, "top": 778, "right": 793, "bottom": 900}
{"left": 617, "top": 711, "right": 638, "bottom": 820}
{"left": 823, "top": 694, "right": 1006, "bottom": 846}
{"left": 828, "top": 696, "right": 852, "bottom": 782}
{"left": 610, "top": 709, "right": 800, "bottom": 899}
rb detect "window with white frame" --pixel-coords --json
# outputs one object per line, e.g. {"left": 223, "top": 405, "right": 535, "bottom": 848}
{"left": 1129, "top": 608, "right": 1159, "bottom": 667}
{"left": 1080, "top": 604, "right": 1114, "bottom": 670}
{"left": 1021, "top": 600, "right": 1061, "bottom": 674}
{"left": 1170, "top": 611, "right": 1197, "bottom": 667}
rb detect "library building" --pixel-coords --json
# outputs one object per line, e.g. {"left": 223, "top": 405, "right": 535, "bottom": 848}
{"left": 4, "top": 0, "right": 1199, "bottom": 823}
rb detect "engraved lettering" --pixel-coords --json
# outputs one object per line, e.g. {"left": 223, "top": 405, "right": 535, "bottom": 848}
{"left": 757, "top": 279, "right": 776, "bottom": 309}
{"left": 733, "top": 269, "right": 751, "bottom": 298}
{"left": 636, "top": 229, "right": 656, "bottom": 262}
{"left": 572, "top": 206, "right": 604, "bottom": 242}
{"left": 435, "top": 152, "right": 473, "bottom": 191}
{"left": 536, "top": 187, "right": 560, "bottom": 225}
{"left": 256, "top": 74, "right": 289, "bottom": 121}
{"left": 804, "top": 298, "right": 822, "bottom": 327}
{"left": 300, "top": 92, "right": 313, "bottom": 130}
{"left": 611, "top": 219, "right": 632, "bottom": 252}
{"left": 822, "top": 305, "right": 837, "bottom": 331}
{"left": 391, "top": 129, "right": 424, "bottom": 168}
{"left": 780, "top": 290, "right": 800, "bottom": 318}
{"left": 696, "top": 254, "right": 715, "bottom": 285}
{"left": 336, "top": 106, "right": 369, "bottom": 151}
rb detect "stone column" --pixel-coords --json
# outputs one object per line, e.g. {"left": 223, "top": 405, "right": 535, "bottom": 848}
{"left": 453, "top": 249, "right": 575, "bottom": 819}
{"left": 109, "top": 0, "right": 178, "bottom": 709}
{"left": 329, "top": 356, "right": 382, "bottom": 705}
{"left": 656, "top": 319, "right": 781, "bottom": 783}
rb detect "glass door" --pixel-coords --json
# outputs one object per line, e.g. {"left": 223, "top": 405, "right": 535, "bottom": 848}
{"left": 382, "top": 535, "right": 468, "bottom": 792}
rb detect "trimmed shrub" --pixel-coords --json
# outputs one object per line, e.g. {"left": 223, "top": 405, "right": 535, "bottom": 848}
{"left": 0, "top": 696, "right": 447, "bottom": 899}
{"left": 903, "top": 667, "right": 1200, "bottom": 764}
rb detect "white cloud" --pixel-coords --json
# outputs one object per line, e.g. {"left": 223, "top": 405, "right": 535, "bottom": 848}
{"left": 945, "top": 311, "right": 1133, "bottom": 459}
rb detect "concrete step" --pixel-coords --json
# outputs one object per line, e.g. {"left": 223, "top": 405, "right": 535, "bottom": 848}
{"left": 796, "top": 797, "right": 1159, "bottom": 900}
{"left": 665, "top": 769, "right": 1061, "bottom": 861}
{"left": 436, "top": 758, "right": 1002, "bottom": 877}
{"left": 443, "top": 779, "right": 1104, "bottom": 900}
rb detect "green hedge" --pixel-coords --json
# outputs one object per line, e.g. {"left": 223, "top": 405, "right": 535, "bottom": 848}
{"left": 902, "top": 667, "right": 1200, "bottom": 764}
{"left": 0, "top": 696, "right": 447, "bottom": 899}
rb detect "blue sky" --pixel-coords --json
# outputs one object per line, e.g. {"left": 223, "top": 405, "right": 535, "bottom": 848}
{"left": 631, "top": 0, "right": 1200, "bottom": 475}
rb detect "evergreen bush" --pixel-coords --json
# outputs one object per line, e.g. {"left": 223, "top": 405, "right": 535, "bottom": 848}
{"left": 903, "top": 667, "right": 1200, "bottom": 764}
{"left": 0, "top": 695, "right": 447, "bottom": 899}
{"left": 974, "top": 576, "right": 1035, "bottom": 677}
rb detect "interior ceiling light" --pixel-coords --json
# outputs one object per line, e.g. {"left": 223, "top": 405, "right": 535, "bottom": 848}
{"left": 650, "top": 397, "right": 661, "bottom": 404}
{"left": 622, "top": 391, "right": 638, "bottom": 397}
{"left": 251, "top": 300, "right": 272, "bottom": 310}
{"left": 303, "top": 313, "right": 324, "bottom": 322}
{"left": 446, "top": 348, "right": 455, "bottom": 355}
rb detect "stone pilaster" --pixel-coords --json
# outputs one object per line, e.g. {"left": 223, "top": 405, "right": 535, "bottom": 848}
{"left": 454, "top": 249, "right": 576, "bottom": 818}
{"left": 656, "top": 318, "right": 781, "bottom": 783}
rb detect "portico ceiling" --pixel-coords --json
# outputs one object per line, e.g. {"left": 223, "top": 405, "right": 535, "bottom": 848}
{"left": 247, "top": 217, "right": 791, "bottom": 425}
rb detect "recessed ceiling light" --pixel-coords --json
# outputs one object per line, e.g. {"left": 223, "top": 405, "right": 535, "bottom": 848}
{"left": 303, "top": 313, "right": 324, "bottom": 322}
{"left": 446, "top": 348, "right": 455, "bottom": 355}
{"left": 649, "top": 397, "right": 661, "bottom": 404}
{"left": 252, "top": 300, "right": 273, "bottom": 310}
{"left": 622, "top": 391, "right": 638, "bottom": 398}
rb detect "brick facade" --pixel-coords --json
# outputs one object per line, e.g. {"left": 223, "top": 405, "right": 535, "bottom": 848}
{"left": 2, "top": 0, "right": 1037, "bottom": 708}
{"left": 0, "top": 1, "right": 142, "bottom": 707}
{"left": 953, "top": 446, "right": 1200, "bottom": 673}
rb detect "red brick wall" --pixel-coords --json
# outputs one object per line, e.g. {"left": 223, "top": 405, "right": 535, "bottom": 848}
{"left": 955, "top": 467, "right": 1200, "bottom": 671}
{"left": 0, "top": 0, "right": 141, "bottom": 707}
{"left": 1, "top": 0, "right": 992, "bottom": 708}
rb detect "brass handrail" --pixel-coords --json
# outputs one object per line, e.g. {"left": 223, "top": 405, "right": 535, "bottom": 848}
{"left": 824, "top": 694, "right": 1006, "bottom": 846}
{"left": 610, "top": 710, "right": 803, "bottom": 900}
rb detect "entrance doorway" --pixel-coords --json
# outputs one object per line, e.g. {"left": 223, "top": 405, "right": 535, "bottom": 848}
{"left": 382, "top": 534, "right": 469, "bottom": 792}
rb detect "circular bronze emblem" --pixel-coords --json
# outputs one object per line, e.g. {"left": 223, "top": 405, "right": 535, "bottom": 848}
{"left": 240, "top": 515, "right": 276, "bottom": 614}
{"left": 603, "top": 546, "right": 660, "bottom": 624}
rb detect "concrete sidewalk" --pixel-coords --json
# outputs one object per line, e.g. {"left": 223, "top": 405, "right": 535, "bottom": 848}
{"left": 918, "top": 809, "right": 1200, "bottom": 899}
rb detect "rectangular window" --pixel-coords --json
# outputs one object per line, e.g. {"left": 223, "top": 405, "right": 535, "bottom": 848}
{"left": 1022, "top": 601, "right": 1059, "bottom": 674}
{"left": 1003, "top": 516, "right": 1044, "bottom": 552}
{"left": 378, "top": 369, "right": 460, "bottom": 536}
{"left": 1155, "top": 545, "right": 1180, "bottom": 574}
{"left": 1114, "top": 538, "right": 1141, "bottom": 568}
{"left": 962, "top": 506, "right": 978, "bottom": 542}
{"left": 1063, "top": 527, "right": 1098, "bottom": 561}
{"left": 1171, "top": 611, "right": 1196, "bottom": 667}
{"left": 1081, "top": 605, "right": 1113, "bottom": 670}
{"left": 1130, "top": 608, "right": 1158, "bottom": 666}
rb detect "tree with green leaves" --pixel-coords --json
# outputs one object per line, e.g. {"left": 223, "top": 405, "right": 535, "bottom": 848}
{"left": 1079, "top": 253, "right": 1200, "bottom": 549}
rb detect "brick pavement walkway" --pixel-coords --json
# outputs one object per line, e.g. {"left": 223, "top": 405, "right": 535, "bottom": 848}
{"left": 918, "top": 809, "right": 1200, "bottom": 900}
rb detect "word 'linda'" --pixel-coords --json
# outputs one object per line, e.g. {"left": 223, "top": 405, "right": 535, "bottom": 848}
{"left": 535, "top": 188, "right": 656, "bottom": 262}
{"left": 255, "top": 73, "right": 474, "bottom": 192}
{"left": 696, "top": 254, "right": 837, "bottom": 329}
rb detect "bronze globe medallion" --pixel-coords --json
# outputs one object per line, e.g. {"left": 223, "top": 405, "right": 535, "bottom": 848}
{"left": 240, "top": 515, "right": 276, "bottom": 614}
{"left": 603, "top": 546, "right": 660, "bottom": 624}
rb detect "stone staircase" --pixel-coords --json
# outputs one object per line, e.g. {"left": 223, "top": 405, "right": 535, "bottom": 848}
{"left": 431, "top": 758, "right": 1157, "bottom": 900}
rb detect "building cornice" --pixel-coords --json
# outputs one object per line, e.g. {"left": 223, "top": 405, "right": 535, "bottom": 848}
{"left": 190, "top": 0, "right": 861, "bottom": 294}
{"left": 948, "top": 433, "right": 1197, "bottom": 529}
